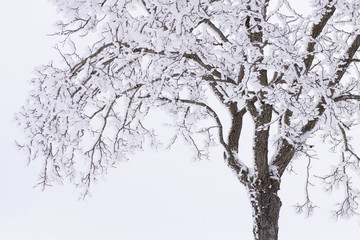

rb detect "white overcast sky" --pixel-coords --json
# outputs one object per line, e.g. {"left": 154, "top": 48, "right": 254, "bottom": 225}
{"left": 0, "top": 1, "right": 360, "bottom": 240}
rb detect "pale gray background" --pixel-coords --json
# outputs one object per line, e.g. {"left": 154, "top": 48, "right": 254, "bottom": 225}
{"left": 0, "top": 1, "right": 359, "bottom": 239}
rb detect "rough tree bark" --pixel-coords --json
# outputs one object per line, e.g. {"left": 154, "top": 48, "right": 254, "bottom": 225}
{"left": 249, "top": 181, "right": 281, "bottom": 240}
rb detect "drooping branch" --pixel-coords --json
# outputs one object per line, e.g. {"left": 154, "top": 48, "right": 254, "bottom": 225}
{"left": 295, "top": 153, "right": 318, "bottom": 216}
{"left": 160, "top": 97, "right": 249, "bottom": 178}
{"left": 317, "top": 123, "right": 360, "bottom": 218}
{"left": 338, "top": 124, "right": 360, "bottom": 162}
{"left": 131, "top": 44, "right": 239, "bottom": 115}
{"left": 68, "top": 41, "right": 237, "bottom": 87}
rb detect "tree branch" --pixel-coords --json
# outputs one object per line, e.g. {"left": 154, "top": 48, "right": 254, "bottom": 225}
{"left": 227, "top": 103, "right": 247, "bottom": 153}
{"left": 271, "top": 138, "right": 296, "bottom": 177}
{"left": 199, "top": 19, "right": 229, "bottom": 43}
{"left": 334, "top": 94, "right": 360, "bottom": 102}
{"left": 70, "top": 42, "right": 114, "bottom": 76}
{"left": 334, "top": 34, "right": 360, "bottom": 84}
{"left": 304, "top": 1, "right": 336, "bottom": 73}
{"left": 160, "top": 97, "right": 249, "bottom": 178}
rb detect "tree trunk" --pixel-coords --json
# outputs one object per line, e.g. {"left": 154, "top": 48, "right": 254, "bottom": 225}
{"left": 248, "top": 182, "right": 281, "bottom": 240}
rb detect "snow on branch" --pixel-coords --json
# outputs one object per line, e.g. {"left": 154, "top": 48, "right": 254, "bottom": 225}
{"left": 17, "top": 0, "right": 360, "bottom": 208}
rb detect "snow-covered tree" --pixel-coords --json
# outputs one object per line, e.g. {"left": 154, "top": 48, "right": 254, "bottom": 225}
{"left": 17, "top": 0, "right": 360, "bottom": 239}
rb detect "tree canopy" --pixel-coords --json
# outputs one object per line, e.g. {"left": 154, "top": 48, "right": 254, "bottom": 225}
{"left": 17, "top": 0, "right": 360, "bottom": 239}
